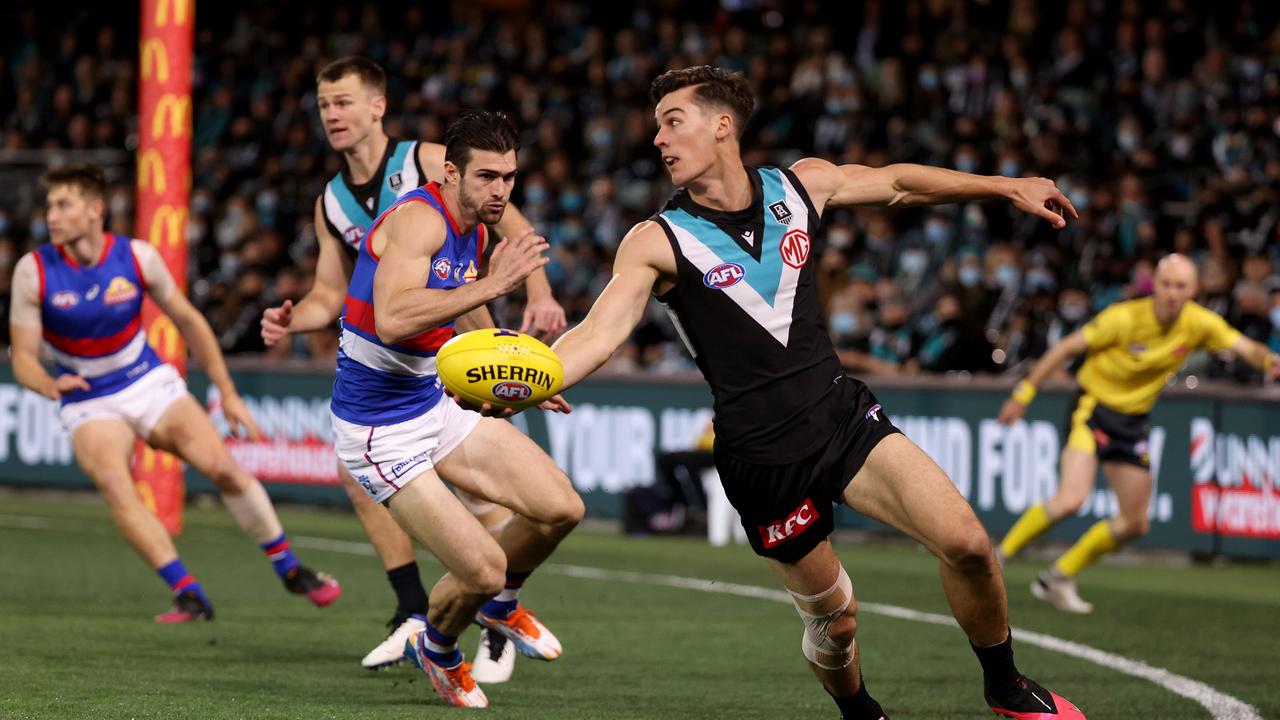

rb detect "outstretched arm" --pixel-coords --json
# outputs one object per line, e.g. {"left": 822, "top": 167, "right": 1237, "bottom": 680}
{"left": 790, "top": 157, "right": 1078, "bottom": 228}
{"left": 372, "top": 202, "right": 547, "bottom": 344}
{"left": 418, "top": 141, "right": 565, "bottom": 338}
{"left": 551, "top": 221, "right": 665, "bottom": 391}
{"left": 1229, "top": 335, "right": 1280, "bottom": 382}
{"left": 261, "top": 197, "right": 354, "bottom": 346}
{"left": 997, "top": 329, "right": 1089, "bottom": 424}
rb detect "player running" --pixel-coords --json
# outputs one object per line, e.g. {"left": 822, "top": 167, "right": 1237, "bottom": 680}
{"left": 9, "top": 164, "right": 341, "bottom": 623}
{"left": 997, "top": 254, "right": 1280, "bottom": 613}
{"left": 260, "top": 56, "right": 565, "bottom": 679}
{"left": 548, "top": 66, "right": 1086, "bottom": 719}
{"left": 327, "top": 110, "right": 582, "bottom": 708}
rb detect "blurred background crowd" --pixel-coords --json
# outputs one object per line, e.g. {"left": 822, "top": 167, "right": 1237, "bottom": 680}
{"left": 0, "top": 0, "right": 1277, "bottom": 382}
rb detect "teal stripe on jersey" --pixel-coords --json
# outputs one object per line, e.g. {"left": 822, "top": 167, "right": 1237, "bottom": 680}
{"left": 661, "top": 170, "right": 789, "bottom": 308}
{"left": 380, "top": 141, "right": 414, "bottom": 212}
{"left": 328, "top": 171, "right": 374, "bottom": 228}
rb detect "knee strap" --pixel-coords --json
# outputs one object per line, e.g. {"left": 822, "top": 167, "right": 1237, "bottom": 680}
{"left": 789, "top": 565, "right": 856, "bottom": 670}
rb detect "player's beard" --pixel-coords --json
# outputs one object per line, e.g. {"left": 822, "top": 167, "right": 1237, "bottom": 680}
{"left": 461, "top": 183, "right": 506, "bottom": 225}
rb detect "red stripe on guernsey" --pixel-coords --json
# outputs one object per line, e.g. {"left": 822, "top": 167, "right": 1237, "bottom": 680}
{"left": 54, "top": 232, "right": 116, "bottom": 269}
{"left": 263, "top": 539, "right": 291, "bottom": 556}
{"left": 424, "top": 183, "right": 461, "bottom": 237}
{"left": 172, "top": 574, "right": 196, "bottom": 592}
{"left": 42, "top": 316, "right": 141, "bottom": 356}
{"left": 33, "top": 250, "right": 46, "bottom": 299}
{"left": 477, "top": 224, "right": 487, "bottom": 263}
{"left": 344, "top": 295, "right": 454, "bottom": 353}
{"left": 128, "top": 240, "right": 147, "bottom": 287}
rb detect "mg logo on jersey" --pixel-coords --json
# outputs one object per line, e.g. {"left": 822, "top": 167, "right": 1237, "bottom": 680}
{"left": 759, "top": 498, "right": 820, "bottom": 549}
{"left": 432, "top": 257, "right": 452, "bottom": 280}
{"left": 703, "top": 262, "right": 745, "bottom": 289}
{"left": 492, "top": 381, "right": 533, "bottom": 402}
{"left": 51, "top": 291, "right": 79, "bottom": 310}
{"left": 343, "top": 226, "right": 364, "bottom": 247}
{"left": 779, "top": 229, "right": 810, "bottom": 269}
{"left": 104, "top": 276, "right": 138, "bottom": 305}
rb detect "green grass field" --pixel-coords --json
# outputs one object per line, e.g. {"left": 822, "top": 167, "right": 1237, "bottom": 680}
{"left": 1, "top": 490, "right": 1275, "bottom": 720}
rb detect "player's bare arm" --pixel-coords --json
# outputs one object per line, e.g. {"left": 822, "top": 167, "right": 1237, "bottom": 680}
{"left": 7, "top": 253, "right": 89, "bottom": 399}
{"left": 551, "top": 221, "right": 672, "bottom": 390}
{"left": 140, "top": 242, "right": 261, "bottom": 439}
{"left": 372, "top": 202, "right": 547, "bottom": 344}
{"left": 1230, "top": 334, "right": 1280, "bottom": 382}
{"left": 997, "top": 329, "right": 1090, "bottom": 425}
{"left": 261, "top": 197, "right": 355, "bottom": 346}
{"left": 418, "top": 141, "right": 566, "bottom": 338}
{"left": 790, "top": 157, "right": 1078, "bottom": 229}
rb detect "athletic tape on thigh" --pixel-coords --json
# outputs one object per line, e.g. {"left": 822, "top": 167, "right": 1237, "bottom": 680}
{"left": 788, "top": 565, "right": 856, "bottom": 670}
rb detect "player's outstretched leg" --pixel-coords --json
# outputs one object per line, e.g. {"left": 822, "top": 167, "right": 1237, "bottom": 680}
{"left": 844, "top": 434, "right": 1086, "bottom": 719}
{"left": 148, "top": 396, "right": 341, "bottom": 607}
{"left": 70, "top": 419, "right": 216, "bottom": 622}
{"left": 338, "top": 463, "right": 429, "bottom": 668}
{"left": 434, "top": 416, "right": 583, "bottom": 662}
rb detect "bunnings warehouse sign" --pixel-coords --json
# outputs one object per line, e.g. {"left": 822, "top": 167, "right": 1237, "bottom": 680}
{"left": 0, "top": 364, "right": 1275, "bottom": 558}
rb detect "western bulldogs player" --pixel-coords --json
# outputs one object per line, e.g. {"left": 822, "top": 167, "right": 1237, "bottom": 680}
{"left": 549, "top": 66, "right": 1087, "bottom": 720}
{"left": 327, "top": 110, "right": 582, "bottom": 708}
{"left": 9, "top": 164, "right": 340, "bottom": 622}
{"left": 260, "top": 56, "right": 566, "bottom": 678}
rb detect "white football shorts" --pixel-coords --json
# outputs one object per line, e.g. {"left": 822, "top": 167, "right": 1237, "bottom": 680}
{"left": 59, "top": 362, "right": 189, "bottom": 440}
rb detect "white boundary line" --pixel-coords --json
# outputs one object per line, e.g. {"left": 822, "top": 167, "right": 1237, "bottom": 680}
{"left": 0, "top": 515, "right": 1262, "bottom": 720}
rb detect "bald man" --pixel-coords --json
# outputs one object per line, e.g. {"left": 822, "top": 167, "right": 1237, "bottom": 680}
{"left": 995, "top": 254, "right": 1280, "bottom": 612}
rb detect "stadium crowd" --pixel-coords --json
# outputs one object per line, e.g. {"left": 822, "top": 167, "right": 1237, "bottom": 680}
{"left": 1, "top": 0, "right": 1278, "bottom": 381}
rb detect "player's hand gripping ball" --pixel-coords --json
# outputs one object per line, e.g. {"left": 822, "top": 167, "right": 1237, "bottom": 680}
{"left": 436, "top": 329, "right": 564, "bottom": 410}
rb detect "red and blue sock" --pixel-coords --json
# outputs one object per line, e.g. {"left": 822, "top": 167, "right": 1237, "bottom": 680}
{"left": 157, "top": 559, "right": 209, "bottom": 606}
{"left": 260, "top": 533, "right": 300, "bottom": 579}
{"left": 479, "top": 570, "right": 531, "bottom": 621}
{"left": 418, "top": 616, "right": 462, "bottom": 669}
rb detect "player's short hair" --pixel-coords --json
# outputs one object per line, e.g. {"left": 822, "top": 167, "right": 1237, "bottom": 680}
{"left": 444, "top": 110, "right": 519, "bottom": 173}
{"left": 40, "top": 164, "right": 106, "bottom": 201}
{"left": 316, "top": 56, "right": 386, "bottom": 95}
{"left": 650, "top": 65, "right": 755, "bottom": 139}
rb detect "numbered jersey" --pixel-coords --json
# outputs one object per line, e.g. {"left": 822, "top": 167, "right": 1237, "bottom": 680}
{"left": 320, "top": 139, "right": 425, "bottom": 259}
{"left": 653, "top": 166, "right": 857, "bottom": 464}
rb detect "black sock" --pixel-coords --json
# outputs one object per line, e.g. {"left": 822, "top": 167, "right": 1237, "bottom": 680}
{"left": 387, "top": 562, "right": 429, "bottom": 616}
{"left": 833, "top": 678, "right": 888, "bottom": 720}
{"left": 972, "top": 631, "right": 1020, "bottom": 698}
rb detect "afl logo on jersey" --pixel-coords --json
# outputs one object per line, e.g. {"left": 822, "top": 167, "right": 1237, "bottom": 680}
{"left": 433, "top": 257, "right": 452, "bottom": 280}
{"left": 343, "top": 226, "right": 364, "bottom": 247}
{"left": 51, "top": 291, "right": 80, "bottom": 310}
{"left": 779, "top": 229, "right": 811, "bottom": 269}
{"left": 703, "top": 262, "right": 745, "bottom": 289}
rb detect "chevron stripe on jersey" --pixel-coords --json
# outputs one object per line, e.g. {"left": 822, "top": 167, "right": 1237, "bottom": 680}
{"left": 658, "top": 167, "right": 810, "bottom": 346}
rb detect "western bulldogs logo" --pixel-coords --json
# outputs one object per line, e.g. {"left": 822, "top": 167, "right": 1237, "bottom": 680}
{"left": 492, "top": 381, "right": 532, "bottom": 402}
{"left": 433, "top": 257, "right": 452, "bottom": 280}
{"left": 768, "top": 200, "right": 792, "bottom": 225}
{"left": 703, "top": 262, "right": 745, "bottom": 289}
{"left": 779, "top": 229, "right": 810, "bottom": 269}
{"left": 51, "top": 291, "right": 79, "bottom": 309}
{"left": 759, "top": 498, "right": 819, "bottom": 549}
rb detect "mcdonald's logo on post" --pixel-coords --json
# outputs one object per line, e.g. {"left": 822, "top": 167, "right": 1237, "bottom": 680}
{"left": 149, "top": 205, "right": 187, "bottom": 249}
{"left": 155, "top": 0, "right": 191, "bottom": 27}
{"left": 151, "top": 95, "right": 190, "bottom": 140}
{"left": 138, "top": 150, "right": 167, "bottom": 194}
{"left": 140, "top": 39, "right": 170, "bottom": 82}
{"left": 147, "top": 313, "right": 183, "bottom": 359}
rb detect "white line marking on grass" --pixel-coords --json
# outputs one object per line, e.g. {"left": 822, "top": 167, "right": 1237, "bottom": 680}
{"left": 296, "top": 537, "right": 1264, "bottom": 720}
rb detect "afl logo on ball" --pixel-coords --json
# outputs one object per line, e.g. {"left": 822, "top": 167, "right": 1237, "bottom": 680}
{"left": 703, "top": 262, "right": 745, "bottom": 289}
{"left": 492, "top": 381, "right": 532, "bottom": 402}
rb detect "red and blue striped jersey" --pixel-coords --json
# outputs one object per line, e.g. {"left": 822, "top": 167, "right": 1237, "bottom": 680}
{"left": 330, "top": 182, "right": 486, "bottom": 425}
{"left": 34, "top": 232, "right": 162, "bottom": 404}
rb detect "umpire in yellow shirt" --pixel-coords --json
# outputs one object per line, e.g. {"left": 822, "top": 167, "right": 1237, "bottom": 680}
{"left": 995, "top": 254, "right": 1280, "bottom": 613}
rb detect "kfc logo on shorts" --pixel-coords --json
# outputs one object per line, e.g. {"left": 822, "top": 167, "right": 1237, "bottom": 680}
{"left": 779, "top": 229, "right": 810, "bottom": 269}
{"left": 51, "top": 291, "right": 80, "bottom": 309}
{"left": 759, "top": 498, "right": 820, "bottom": 549}
{"left": 433, "top": 257, "right": 452, "bottom": 280}
{"left": 703, "top": 262, "right": 745, "bottom": 289}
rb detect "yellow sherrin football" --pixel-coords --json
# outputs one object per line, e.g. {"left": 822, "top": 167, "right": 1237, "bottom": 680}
{"left": 435, "top": 329, "right": 564, "bottom": 410}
